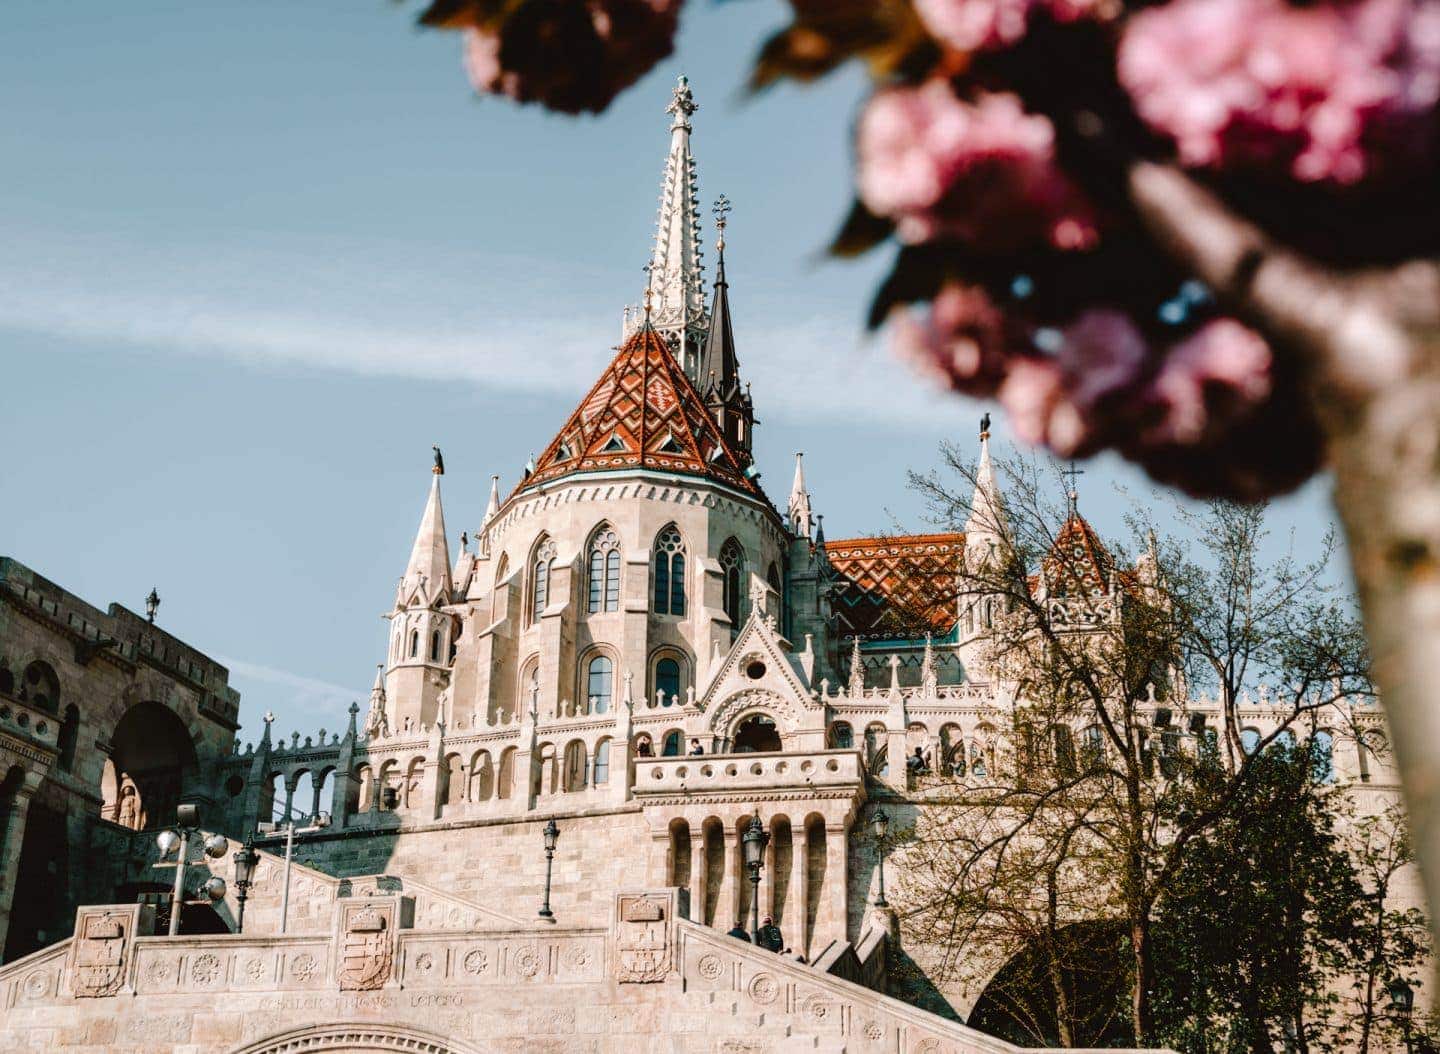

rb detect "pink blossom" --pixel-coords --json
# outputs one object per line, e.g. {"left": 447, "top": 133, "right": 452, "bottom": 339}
{"left": 1118, "top": 0, "right": 1440, "bottom": 183}
{"left": 856, "top": 84, "right": 1100, "bottom": 252}
{"left": 915, "top": 0, "right": 1112, "bottom": 52}
{"left": 892, "top": 283, "right": 1010, "bottom": 394}
{"left": 460, "top": 0, "right": 681, "bottom": 115}
{"left": 1145, "top": 319, "right": 1273, "bottom": 444}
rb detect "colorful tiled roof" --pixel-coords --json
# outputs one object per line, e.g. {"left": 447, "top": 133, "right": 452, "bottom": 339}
{"left": 1042, "top": 514, "right": 1115, "bottom": 597}
{"left": 515, "top": 325, "right": 760, "bottom": 498}
{"left": 824, "top": 533, "right": 964, "bottom": 640}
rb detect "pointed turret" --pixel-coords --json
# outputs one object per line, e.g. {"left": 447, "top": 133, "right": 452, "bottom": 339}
{"left": 697, "top": 195, "right": 755, "bottom": 463}
{"left": 624, "top": 74, "right": 709, "bottom": 379}
{"left": 965, "top": 416, "right": 1007, "bottom": 544}
{"left": 788, "top": 452, "right": 814, "bottom": 539}
{"left": 364, "top": 665, "right": 389, "bottom": 739}
{"left": 400, "top": 467, "right": 453, "bottom": 606}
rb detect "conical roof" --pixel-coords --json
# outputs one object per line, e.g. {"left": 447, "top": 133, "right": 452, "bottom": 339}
{"left": 401, "top": 473, "right": 452, "bottom": 605}
{"left": 517, "top": 325, "right": 760, "bottom": 498}
{"left": 1042, "top": 511, "right": 1114, "bottom": 597}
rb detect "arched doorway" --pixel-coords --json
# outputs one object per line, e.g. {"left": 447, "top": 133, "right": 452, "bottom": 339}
{"left": 968, "top": 921, "right": 1132, "bottom": 1047}
{"left": 103, "top": 701, "right": 199, "bottom": 829}
{"left": 233, "top": 1023, "right": 482, "bottom": 1053}
{"left": 732, "top": 713, "right": 782, "bottom": 753}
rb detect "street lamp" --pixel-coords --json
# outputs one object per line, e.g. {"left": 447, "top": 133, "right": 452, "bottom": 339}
{"left": 155, "top": 804, "right": 228, "bottom": 935}
{"left": 539, "top": 819, "right": 560, "bottom": 920}
{"left": 232, "top": 838, "right": 259, "bottom": 933}
{"left": 871, "top": 806, "right": 890, "bottom": 908}
{"left": 1389, "top": 978, "right": 1416, "bottom": 1054}
{"left": 257, "top": 811, "right": 331, "bottom": 934}
{"left": 742, "top": 811, "right": 769, "bottom": 944}
{"left": 145, "top": 587, "right": 161, "bottom": 624}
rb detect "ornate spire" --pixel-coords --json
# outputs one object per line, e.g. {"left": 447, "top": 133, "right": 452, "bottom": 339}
{"left": 788, "top": 452, "right": 814, "bottom": 539}
{"left": 698, "top": 194, "right": 753, "bottom": 464}
{"left": 849, "top": 638, "right": 865, "bottom": 696}
{"left": 627, "top": 75, "right": 709, "bottom": 379}
{"left": 364, "top": 664, "right": 389, "bottom": 739}
{"left": 400, "top": 465, "right": 452, "bottom": 606}
{"left": 965, "top": 417, "right": 1008, "bottom": 542}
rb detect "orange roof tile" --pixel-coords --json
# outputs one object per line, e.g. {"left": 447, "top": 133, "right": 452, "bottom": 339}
{"left": 516, "top": 325, "right": 760, "bottom": 499}
{"left": 824, "top": 533, "right": 965, "bottom": 640}
{"left": 1042, "top": 514, "right": 1115, "bottom": 597}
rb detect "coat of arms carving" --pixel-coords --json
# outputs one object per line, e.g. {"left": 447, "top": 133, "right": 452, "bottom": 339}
{"left": 338, "top": 904, "right": 393, "bottom": 991}
{"left": 69, "top": 908, "right": 138, "bottom": 998}
{"left": 613, "top": 892, "right": 674, "bottom": 984}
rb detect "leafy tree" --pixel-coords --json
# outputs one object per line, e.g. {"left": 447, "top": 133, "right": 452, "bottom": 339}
{"left": 894, "top": 452, "right": 1371, "bottom": 1045}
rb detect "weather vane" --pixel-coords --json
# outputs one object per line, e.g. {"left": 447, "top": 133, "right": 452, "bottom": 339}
{"left": 713, "top": 195, "right": 731, "bottom": 252}
{"left": 642, "top": 261, "right": 655, "bottom": 318}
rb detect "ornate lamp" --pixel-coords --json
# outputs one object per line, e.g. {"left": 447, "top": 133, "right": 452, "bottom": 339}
{"left": 1389, "top": 978, "right": 1416, "bottom": 1053}
{"left": 145, "top": 587, "right": 161, "bottom": 624}
{"left": 742, "top": 811, "right": 769, "bottom": 943}
{"left": 233, "top": 838, "right": 259, "bottom": 933}
{"left": 539, "top": 819, "right": 560, "bottom": 920}
{"left": 872, "top": 806, "right": 891, "bottom": 908}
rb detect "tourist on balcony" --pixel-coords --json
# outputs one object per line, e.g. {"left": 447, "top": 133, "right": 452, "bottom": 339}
{"left": 757, "top": 916, "right": 784, "bottom": 952}
{"left": 636, "top": 738, "right": 653, "bottom": 758}
{"left": 727, "top": 921, "right": 750, "bottom": 942}
{"left": 689, "top": 738, "right": 704, "bottom": 756}
{"left": 907, "top": 747, "right": 930, "bottom": 774}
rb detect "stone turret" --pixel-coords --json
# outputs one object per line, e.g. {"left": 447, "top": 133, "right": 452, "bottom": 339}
{"left": 384, "top": 459, "right": 455, "bottom": 730}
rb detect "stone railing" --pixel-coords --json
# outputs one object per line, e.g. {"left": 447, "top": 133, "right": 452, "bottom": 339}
{"left": 632, "top": 749, "right": 864, "bottom": 799}
{"left": 0, "top": 693, "right": 60, "bottom": 754}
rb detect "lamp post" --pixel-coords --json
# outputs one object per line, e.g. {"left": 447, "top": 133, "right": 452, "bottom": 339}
{"left": 742, "top": 811, "right": 769, "bottom": 945}
{"left": 232, "top": 838, "right": 259, "bottom": 933}
{"left": 871, "top": 806, "right": 890, "bottom": 908}
{"left": 539, "top": 819, "right": 559, "bottom": 920}
{"left": 145, "top": 587, "right": 161, "bottom": 624}
{"left": 155, "top": 803, "right": 228, "bottom": 936}
{"left": 257, "top": 811, "right": 330, "bottom": 934}
{"left": 1389, "top": 978, "right": 1416, "bottom": 1054}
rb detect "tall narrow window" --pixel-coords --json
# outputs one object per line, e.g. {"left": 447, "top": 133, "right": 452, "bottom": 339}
{"left": 587, "top": 655, "right": 614, "bottom": 715}
{"left": 527, "top": 666, "right": 540, "bottom": 716}
{"left": 662, "top": 730, "right": 683, "bottom": 757}
{"left": 587, "top": 527, "right": 621, "bottom": 613}
{"left": 720, "top": 540, "right": 745, "bottom": 627}
{"left": 653, "top": 527, "right": 686, "bottom": 616}
{"left": 409, "top": 630, "right": 419, "bottom": 658}
{"left": 594, "top": 739, "right": 611, "bottom": 785}
{"left": 429, "top": 631, "right": 441, "bottom": 662}
{"left": 656, "top": 657, "right": 681, "bottom": 705}
{"left": 530, "top": 537, "right": 556, "bottom": 624}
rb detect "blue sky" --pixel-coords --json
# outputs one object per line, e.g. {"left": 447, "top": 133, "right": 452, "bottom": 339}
{"left": 0, "top": 0, "right": 1336, "bottom": 742}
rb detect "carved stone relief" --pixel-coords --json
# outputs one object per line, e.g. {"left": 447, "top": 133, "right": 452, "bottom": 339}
{"left": 336, "top": 899, "right": 398, "bottom": 991}
{"left": 613, "top": 890, "right": 675, "bottom": 983}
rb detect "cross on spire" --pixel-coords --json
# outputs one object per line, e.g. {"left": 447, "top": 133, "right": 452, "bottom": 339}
{"left": 713, "top": 194, "right": 731, "bottom": 251}
{"left": 1062, "top": 462, "right": 1085, "bottom": 513}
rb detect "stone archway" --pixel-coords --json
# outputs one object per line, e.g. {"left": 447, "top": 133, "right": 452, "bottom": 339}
{"left": 103, "top": 701, "right": 199, "bottom": 829}
{"left": 233, "top": 1022, "right": 482, "bottom": 1054}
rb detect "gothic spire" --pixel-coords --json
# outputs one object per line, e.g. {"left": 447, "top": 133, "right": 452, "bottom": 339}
{"left": 700, "top": 194, "right": 738, "bottom": 399}
{"left": 788, "top": 452, "right": 814, "bottom": 539}
{"left": 400, "top": 464, "right": 452, "bottom": 606}
{"left": 629, "top": 74, "right": 708, "bottom": 379}
{"left": 965, "top": 416, "right": 1007, "bottom": 542}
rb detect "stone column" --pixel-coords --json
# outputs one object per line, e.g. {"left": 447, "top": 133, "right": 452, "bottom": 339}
{"left": 282, "top": 772, "right": 299, "bottom": 823}
{"left": 788, "top": 822, "right": 809, "bottom": 957}
{"left": 720, "top": 825, "right": 741, "bottom": 932}
{"left": 689, "top": 825, "right": 707, "bottom": 924}
{"left": 308, "top": 773, "right": 324, "bottom": 820}
{"left": 762, "top": 819, "right": 777, "bottom": 924}
{"left": 823, "top": 823, "right": 850, "bottom": 947}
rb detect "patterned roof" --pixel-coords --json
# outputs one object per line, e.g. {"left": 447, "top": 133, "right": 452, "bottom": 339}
{"left": 516, "top": 325, "right": 760, "bottom": 498}
{"left": 824, "top": 533, "right": 964, "bottom": 640}
{"left": 1042, "top": 513, "right": 1115, "bottom": 597}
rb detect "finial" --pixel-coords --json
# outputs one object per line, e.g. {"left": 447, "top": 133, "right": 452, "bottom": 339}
{"left": 980, "top": 411, "right": 991, "bottom": 438}
{"left": 713, "top": 194, "right": 731, "bottom": 253}
{"left": 432, "top": 445, "right": 445, "bottom": 475}
{"left": 263, "top": 711, "right": 275, "bottom": 726}
{"left": 667, "top": 74, "right": 697, "bottom": 127}
{"left": 1062, "top": 462, "right": 1085, "bottom": 514}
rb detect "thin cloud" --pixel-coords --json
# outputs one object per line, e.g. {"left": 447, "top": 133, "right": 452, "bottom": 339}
{"left": 213, "top": 654, "right": 362, "bottom": 743}
{"left": 0, "top": 228, "right": 964, "bottom": 429}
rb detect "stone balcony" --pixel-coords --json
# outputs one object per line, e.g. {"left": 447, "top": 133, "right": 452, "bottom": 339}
{"left": 0, "top": 692, "right": 61, "bottom": 759}
{"left": 632, "top": 748, "right": 865, "bottom": 807}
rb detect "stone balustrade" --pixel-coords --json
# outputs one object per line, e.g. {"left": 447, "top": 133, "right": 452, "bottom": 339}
{"left": 632, "top": 748, "right": 864, "bottom": 800}
{"left": 0, "top": 694, "right": 60, "bottom": 754}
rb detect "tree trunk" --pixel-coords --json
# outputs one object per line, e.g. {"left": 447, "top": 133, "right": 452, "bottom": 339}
{"left": 1131, "top": 915, "right": 1153, "bottom": 1045}
{"left": 1127, "top": 160, "right": 1440, "bottom": 960}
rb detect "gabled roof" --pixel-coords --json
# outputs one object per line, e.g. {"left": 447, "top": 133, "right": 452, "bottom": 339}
{"left": 1042, "top": 513, "right": 1115, "bottom": 598}
{"left": 515, "top": 325, "right": 761, "bottom": 498}
{"left": 824, "top": 533, "right": 965, "bottom": 640}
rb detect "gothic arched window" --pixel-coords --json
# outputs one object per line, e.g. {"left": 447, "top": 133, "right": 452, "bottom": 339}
{"left": 587, "top": 655, "right": 614, "bottom": 715}
{"left": 530, "top": 536, "right": 556, "bottom": 625}
{"left": 653, "top": 526, "right": 686, "bottom": 616}
{"left": 587, "top": 526, "right": 622, "bottom": 613}
{"left": 719, "top": 540, "right": 745, "bottom": 628}
{"left": 656, "top": 657, "right": 681, "bottom": 706}
{"left": 22, "top": 661, "right": 59, "bottom": 713}
{"left": 429, "top": 630, "right": 441, "bottom": 663}
{"left": 594, "top": 738, "right": 612, "bottom": 785}
{"left": 408, "top": 630, "right": 419, "bottom": 659}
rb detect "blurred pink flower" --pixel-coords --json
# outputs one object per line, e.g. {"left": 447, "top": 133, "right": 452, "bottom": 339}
{"left": 892, "top": 283, "right": 1010, "bottom": 394}
{"left": 461, "top": 0, "right": 681, "bottom": 115}
{"left": 857, "top": 84, "right": 1100, "bottom": 251}
{"left": 915, "top": 0, "right": 1111, "bottom": 51}
{"left": 1145, "top": 318, "right": 1273, "bottom": 443}
{"left": 1118, "top": 0, "right": 1440, "bottom": 183}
